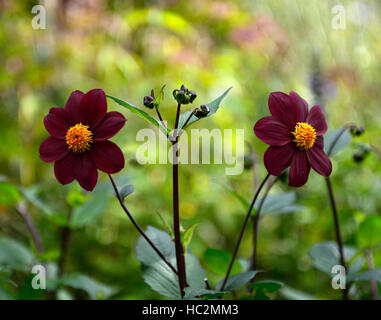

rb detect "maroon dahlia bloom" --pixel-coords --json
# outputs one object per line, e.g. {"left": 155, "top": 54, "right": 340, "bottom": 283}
{"left": 254, "top": 91, "right": 332, "bottom": 187}
{"left": 39, "top": 89, "right": 126, "bottom": 191}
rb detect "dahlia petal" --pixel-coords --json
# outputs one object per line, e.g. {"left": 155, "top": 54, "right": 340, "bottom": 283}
{"left": 79, "top": 89, "right": 107, "bottom": 127}
{"left": 43, "top": 107, "right": 70, "bottom": 139}
{"left": 264, "top": 143, "right": 296, "bottom": 176}
{"left": 290, "top": 91, "right": 308, "bottom": 122}
{"left": 254, "top": 116, "right": 291, "bottom": 146}
{"left": 306, "top": 105, "right": 328, "bottom": 135}
{"left": 74, "top": 152, "right": 98, "bottom": 191}
{"left": 54, "top": 153, "right": 75, "bottom": 185}
{"left": 39, "top": 137, "right": 69, "bottom": 162}
{"left": 65, "top": 90, "right": 84, "bottom": 124}
{"left": 94, "top": 111, "right": 126, "bottom": 141}
{"left": 314, "top": 135, "right": 324, "bottom": 149}
{"left": 92, "top": 141, "right": 125, "bottom": 174}
{"left": 268, "top": 92, "right": 298, "bottom": 129}
{"left": 307, "top": 146, "right": 332, "bottom": 177}
{"left": 289, "top": 150, "right": 311, "bottom": 187}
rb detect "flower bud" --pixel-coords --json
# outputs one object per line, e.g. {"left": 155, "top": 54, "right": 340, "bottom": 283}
{"left": 181, "top": 84, "right": 188, "bottom": 92}
{"left": 173, "top": 89, "right": 190, "bottom": 104}
{"left": 143, "top": 95, "right": 154, "bottom": 109}
{"left": 195, "top": 105, "right": 210, "bottom": 118}
{"left": 188, "top": 90, "right": 197, "bottom": 103}
{"left": 350, "top": 126, "right": 365, "bottom": 137}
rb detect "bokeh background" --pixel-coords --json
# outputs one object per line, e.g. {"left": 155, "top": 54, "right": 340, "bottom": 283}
{"left": 1, "top": 0, "right": 381, "bottom": 300}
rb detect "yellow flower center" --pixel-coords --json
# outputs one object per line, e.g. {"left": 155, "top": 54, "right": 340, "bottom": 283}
{"left": 65, "top": 123, "right": 93, "bottom": 153}
{"left": 292, "top": 122, "right": 317, "bottom": 150}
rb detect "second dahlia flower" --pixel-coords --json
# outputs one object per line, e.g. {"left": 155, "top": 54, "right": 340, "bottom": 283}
{"left": 254, "top": 91, "right": 332, "bottom": 187}
{"left": 39, "top": 89, "right": 126, "bottom": 191}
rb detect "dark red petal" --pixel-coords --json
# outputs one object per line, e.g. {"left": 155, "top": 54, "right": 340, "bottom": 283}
{"left": 289, "top": 150, "right": 311, "bottom": 187}
{"left": 254, "top": 116, "right": 291, "bottom": 146}
{"left": 314, "top": 135, "right": 324, "bottom": 149}
{"left": 93, "top": 111, "right": 126, "bottom": 141}
{"left": 306, "top": 105, "right": 328, "bottom": 135}
{"left": 74, "top": 152, "right": 98, "bottom": 191}
{"left": 39, "top": 137, "right": 69, "bottom": 162}
{"left": 54, "top": 153, "right": 75, "bottom": 185}
{"left": 92, "top": 141, "right": 125, "bottom": 174}
{"left": 264, "top": 143, "right": 296, "bottom": 176}
{"left": 65, "top": 90, "right": 84, "bottom": 124}
{"left": 79, "top": 89, "right": 107, "bottom": 127}
{"left": 43, "top": 107, "right": 70, "bottom": 139}
{"left": 307, "top": 146, "right": 332, "bottom": 177}
{"left": 268, "top": 92, "right": 298, "bottom": 129}
{"left": 290, "top": 91, "right": 308, "bottom": 122}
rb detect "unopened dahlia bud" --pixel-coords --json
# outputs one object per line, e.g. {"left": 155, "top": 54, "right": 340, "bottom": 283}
{"left": 143, "top": 95, "right": 154, "bottom": 109}
{"left": 189, "top": 90, "right": 197, "bottom": 103}
{"left": 195, "top": 105, "right": 210, "bottom": 118}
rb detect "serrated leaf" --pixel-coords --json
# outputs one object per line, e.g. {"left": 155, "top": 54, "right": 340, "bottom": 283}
{"left": 184, "top": 288, "right": 227, "bottom": 300}
{"left": 309, "top": 242, "right": 364, "bottom": 276}
{"left": 70, "top": 195, "right": 109, "bottom": 228}
{"left": 279, "top": 286, "right": 316, "bottom": 300}
{"left": 0, "top": 238, "right": 34, "bottom": 271}
{"left": 135, "top": 226, "right": 206, "bottom": 299}
{"left": 255, "top": 192, "right": 304, "bottom": 216}
{"left": 178, "top": 87, "right": 232, "bottom": 129}
{"left": 349, "top": 268, "right": 381, "bottom": 283}
{"left": 215, "top": 271, "right": 259, "bottom": 291}
{"left": 324, "top": 127, "right": 352, "bottom": 156}
{"left": 249, "top": 280, "right": 283, "bottom": 300}
{"left": 183, "top": 223, "right": 198, "bottom": 254}
{"left": 107, "top": 95, "right": 170, "bottom": 135}
{"left": 357, "top": 215, "right": 381, "bottom": 247}
{"left": 60, "top": 273, "right": 115, "bottom": 300}
{"left": 119, "top": 185, "right": 135, "bottom": 199}
{"left": 204, "top": 248, "right": 241, "bottom": 276}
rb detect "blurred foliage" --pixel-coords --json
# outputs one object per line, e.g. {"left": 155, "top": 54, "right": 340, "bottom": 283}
{"left": 1, "top": 0, "right": 381, "bottom": 299}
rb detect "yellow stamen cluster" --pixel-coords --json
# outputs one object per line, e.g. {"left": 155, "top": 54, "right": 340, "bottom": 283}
{"left": 65, "top": 123, "right": 93, "bottom": 153}
{"left": 292, "top": 122, "right": 316, "bottom": 150}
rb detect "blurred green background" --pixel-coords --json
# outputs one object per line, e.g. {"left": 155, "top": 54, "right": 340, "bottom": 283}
{"left": 1, "top": 0, "right": 381, "bottom": 300}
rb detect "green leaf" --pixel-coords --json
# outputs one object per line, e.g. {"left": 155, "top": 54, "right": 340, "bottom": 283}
{"left": 279, "top": 286, "right": 316, "bottom": 300}
{"left": 184, "top": 288, "right": 227, "bottom": 300}
{"left": 249, "top": 280, "right": 283, "bottom": 300}
{"left": 183, "top": 223, "right": 199, "bottom": 254}
{"left": 135, "top": 226, "right": 206, "bottom": 299}
{"left": 70, "top": 195, "right": 109, "bottom": 228}
{"left": 324, "top": 127, "right": 352, "bottom": 156}
{"left": 154, "top": 85, "right": 166, "bottom": 109}
{"left": 0, "top": 238, "right": 34, "bottom": 271}
{"left": 255, "top": 192, "right": 304, "bottom": 216}
{"left": 309, "top": 242, "right": 364, "bottom": 275}
{"left": 350, "top": 268, "right": 381, "bottom": 283}
{"left": 357, "top": 215, "right": 381, "bottom": 247}
{"left": 107, "top": 95, "right": 169, "bottom": 135}
{"left": 178, "top": 87, "right": 232, "bottom": 130}
{"left": 204, "top": 248, "right": 241, "bottom": 276}
{"left": 135, "top": 226, "right": 175, "bottom": 265}
{"left": 212, "top": 180, "right": 250, "bottom": 211}
{"left": 215, "top": 271, "right": 259, "bottom": 291}
{"left": 119, "top": 184, "right": 135, "bottom": 199}
{"left": 20, "top": 186, "right": 55, "bottom": 216}
{"left": 0, "top": 182, "right": 21, "bottom": 208}
{"left": 60, "top": 273, "right": 115, "bottom": 300}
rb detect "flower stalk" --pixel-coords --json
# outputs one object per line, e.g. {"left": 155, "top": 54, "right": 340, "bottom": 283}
{"left": 108, "top": 174, "right": 177, "bottom": 275}
{"left": 172, "top": 102, "right": 188, "bottom": 297}
{"left": 221, "top": 173, "right": 271, "bottom": 291}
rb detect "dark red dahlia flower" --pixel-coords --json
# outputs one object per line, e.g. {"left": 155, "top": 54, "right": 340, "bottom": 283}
{"left": 254, "top": 91, "right": 332, "bottom": 187}
{"left": 39, "top": 89, "right": 126, "bottom": 191}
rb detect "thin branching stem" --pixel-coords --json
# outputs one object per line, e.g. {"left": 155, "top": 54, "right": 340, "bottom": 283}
{"left": 108, "top": 174, "right": 177, "bottom": 275}
{"left": 221, "top": 173, "right": 271, "bottom": 291}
